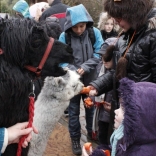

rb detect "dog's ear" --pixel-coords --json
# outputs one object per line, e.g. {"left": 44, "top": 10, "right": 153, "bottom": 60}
{"left": 54, "top": 77, "right": 66, "bottom": 87}
{"left": 29, "top": 25, "right": 49, "bottom": 49}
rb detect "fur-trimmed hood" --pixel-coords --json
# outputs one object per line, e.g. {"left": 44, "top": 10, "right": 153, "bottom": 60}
{"left": 147, "top": 8, "right": 156, "bottom": 29}
{"left": 104, "top": 0, "right": 155, "bottom": 29}
{"left": 118, "top": 78, "right": 156, "bottom": 154}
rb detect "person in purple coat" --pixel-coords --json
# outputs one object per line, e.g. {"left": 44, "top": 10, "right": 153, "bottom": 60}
{"left": 83, "top": 77, "right": 156, "bottom": 156}
{"left": 111, "top": 77, "right": 156, "bottom": 156}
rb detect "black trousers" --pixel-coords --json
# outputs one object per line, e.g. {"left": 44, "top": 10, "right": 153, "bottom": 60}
{"left": 98, "top": 120, "right": 109, "bottom": 145}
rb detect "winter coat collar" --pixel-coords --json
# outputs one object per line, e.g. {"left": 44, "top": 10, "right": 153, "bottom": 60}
{"left": 101, "top": 30, "right": 118, "bottom": 40}
{"left": 147, "top": 8, "right": 156, "bottom": 29}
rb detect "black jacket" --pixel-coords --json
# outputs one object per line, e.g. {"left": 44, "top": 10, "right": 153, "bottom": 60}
{"left": 39, "top": 0, "right": 69, "bottom": 31}
{"left": 90, "top": 9, "right": 156, "bottom": 142}
{"left": 90, "top": 8, "right": 156, "bottom": 95}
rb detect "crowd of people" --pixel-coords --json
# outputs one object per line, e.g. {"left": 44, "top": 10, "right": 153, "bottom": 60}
{"left": 1, "top": 0, "right": 156, "bottom": 155}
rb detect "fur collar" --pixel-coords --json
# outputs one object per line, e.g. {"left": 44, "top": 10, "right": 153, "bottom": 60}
{"left": 148, "top": 8, "right": 156, "bottom": 29}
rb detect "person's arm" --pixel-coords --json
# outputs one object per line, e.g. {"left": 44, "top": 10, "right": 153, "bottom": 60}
{"left": 0, "top": 122, "right": 38, "bottom": 154}
{"left": 80, "top": 27, "right": 104, "bottom": 73}
{"left": 89, "top": 69, "right": 114, "bottom": 95}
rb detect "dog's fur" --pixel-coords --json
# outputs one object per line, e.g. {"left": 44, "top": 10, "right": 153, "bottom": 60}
{"left": 28, "top": 70, "right": 84, "bottom": 156}
{"left": 0, "top": 17, "right": 74, "bottom": 156}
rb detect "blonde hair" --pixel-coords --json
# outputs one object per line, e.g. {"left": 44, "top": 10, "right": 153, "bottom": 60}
{"left": 97, "top": 12, "right": 120, "bottom": 32}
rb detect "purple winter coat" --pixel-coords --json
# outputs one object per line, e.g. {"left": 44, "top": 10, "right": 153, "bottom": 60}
{"left": 116, "top": 78, "right": 156, "bottom": 156}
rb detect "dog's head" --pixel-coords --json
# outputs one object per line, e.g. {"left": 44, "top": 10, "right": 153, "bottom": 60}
{"left": 43, "top": 69, "right": 84, "bottom": 100}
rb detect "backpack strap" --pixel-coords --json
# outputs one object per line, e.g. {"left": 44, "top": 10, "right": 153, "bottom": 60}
{"left": 65, "top": 32, "right": 71, "bottom": 46}
{"left": 88, "top": 26, "right": 95, "bottom": 50}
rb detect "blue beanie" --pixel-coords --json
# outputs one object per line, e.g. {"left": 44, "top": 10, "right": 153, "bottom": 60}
{"left": 13, "top": 0, "right": 31, "bottom": 18}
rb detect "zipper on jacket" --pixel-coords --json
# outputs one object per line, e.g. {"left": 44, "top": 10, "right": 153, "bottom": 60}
{"left": 80, "top": 36, "right": 85, "bottom": 82}
{"left": 80, "top": 37, "right": 85, "bottom": 62}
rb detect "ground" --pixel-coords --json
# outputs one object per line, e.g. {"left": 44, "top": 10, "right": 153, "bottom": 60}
{"left": 44, "top": 101, "right": 98, "bottom": 156}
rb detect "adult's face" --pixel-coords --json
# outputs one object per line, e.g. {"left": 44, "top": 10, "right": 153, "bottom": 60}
{"left": 114, "top": 18, "right": 131, "bottom": 32}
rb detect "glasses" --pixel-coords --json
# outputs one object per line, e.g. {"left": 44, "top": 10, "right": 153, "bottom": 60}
{"left": 114, "top": 18, "right": 122, "bottom": 24}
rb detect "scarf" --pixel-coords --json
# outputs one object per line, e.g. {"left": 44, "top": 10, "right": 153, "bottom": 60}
{"left": 110, "top": 123, "right": 124, "bottom": 156}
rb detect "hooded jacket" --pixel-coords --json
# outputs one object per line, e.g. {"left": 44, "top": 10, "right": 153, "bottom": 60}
{"left": 83, "top": 78, "right": 156, "bottom": 156}
{"left": 59, "top": 4, "right": 104, "bottom": 86}
{"left": 90, "top": 8, "right": 156, "bottom": 95}
{"left": 39, "top": 0, "right": 69, "bottom": 31}
{"left": 13, "top": 0, "right": 31, "bottom": 18}
{"left": 116, "top": 78, "right": 156, "bottom": 156}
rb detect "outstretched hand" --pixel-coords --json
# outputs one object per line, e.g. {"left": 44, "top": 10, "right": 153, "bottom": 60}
{"left": 89, "top": 90, "right": 98, "bottom": 96}
{"left": 7, "top": 122, "right": 38, "bottom": 148}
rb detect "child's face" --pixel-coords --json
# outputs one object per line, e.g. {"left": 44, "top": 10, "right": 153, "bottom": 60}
{"left": 103, "top": 59, "right": 113, "bottom": 69}
{"left": 72, "top": 22, "right": 87, "bottom": 36}
{"left": 114, "top": 103, "right": 124, "bottom": 129}
{"left": 104, "top": 18, "right": 114, "bottom": 33}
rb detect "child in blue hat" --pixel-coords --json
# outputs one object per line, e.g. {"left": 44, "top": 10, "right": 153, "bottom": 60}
{"left": 13, "top": 0, "right": 31, "bottom": 18}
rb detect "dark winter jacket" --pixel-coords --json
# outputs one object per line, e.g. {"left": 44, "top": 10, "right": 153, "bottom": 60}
{"left": 39, "top": 0, "right": 69, "bottom": 31}
{"left": 116, "top": 78, "right": 156, "bottom": 156}
{"left": 90, "top": 8, "right": 156, "bottom": 95}
{"left": 101, "top": 30, "right": 118, "bottom": 41}
{"left": 90, "top": 9, "right": 156, "bottom": 142}
{"left": 59, "top": 4, "right": 104, "bottom": 86}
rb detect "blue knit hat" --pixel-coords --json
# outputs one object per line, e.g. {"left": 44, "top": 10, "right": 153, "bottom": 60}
{"left": 13, "top": 0, "right": 31, "bottom": 18}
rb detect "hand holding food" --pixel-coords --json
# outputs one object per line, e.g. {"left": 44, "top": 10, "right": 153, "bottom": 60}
{"left": 80, "top": 87, "right": 91, "bottom": 94}
{"left": 84, "top": 97, "right": 93, "bottom": 108}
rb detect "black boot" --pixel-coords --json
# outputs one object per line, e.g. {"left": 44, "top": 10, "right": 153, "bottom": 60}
{"left": 71, "top": 137, "right": 82, "bottom": 155}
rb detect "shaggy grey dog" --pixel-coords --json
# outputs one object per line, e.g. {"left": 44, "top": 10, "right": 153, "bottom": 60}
{"left": 28, "top": 69, "right": 84, "bottom": 156}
